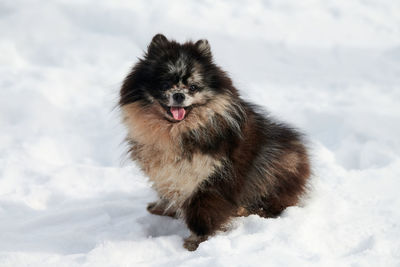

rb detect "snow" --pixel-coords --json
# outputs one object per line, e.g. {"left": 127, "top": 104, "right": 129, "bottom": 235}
{"left": 1, "top": 0, "right": 400, "bottom": 266}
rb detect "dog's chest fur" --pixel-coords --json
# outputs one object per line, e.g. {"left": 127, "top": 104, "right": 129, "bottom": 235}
{"left": 138, "top": 146, "right": 218, "bottom": 207}
{"left": 122, "top": 104, "right": 220, "bottom": 208}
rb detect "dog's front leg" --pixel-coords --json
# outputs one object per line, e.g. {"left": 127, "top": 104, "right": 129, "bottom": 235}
{"left": 182, "top": 184, "right": 237, "bottom": 251}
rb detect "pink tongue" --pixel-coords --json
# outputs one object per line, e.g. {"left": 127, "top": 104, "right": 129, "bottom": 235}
{"left": 170, "top": 107, "right": 186, "bottom": 121}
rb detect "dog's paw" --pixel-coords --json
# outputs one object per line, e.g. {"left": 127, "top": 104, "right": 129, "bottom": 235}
{"left": 147, "top": 200, "right": 178, "bottom": 218}
{"left": 183, "top": 239, "right": 200, "bottom": 251}
{"left": 146, "top": 201, "right": 158, "bottom": 213}
{"left": 183, "top": 234, "right": 207, "bottom": 251}
{"left": 146, "top": 201, "right": 165, "bottom": 216}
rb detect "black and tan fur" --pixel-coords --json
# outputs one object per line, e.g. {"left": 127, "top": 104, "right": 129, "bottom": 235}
{"left": 120, "top": 34, "right": 311, "bottom": 251}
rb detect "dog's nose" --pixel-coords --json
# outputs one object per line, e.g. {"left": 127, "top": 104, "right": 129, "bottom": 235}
{"left": 172, "top": 93, "right": 185, "bottom": 104}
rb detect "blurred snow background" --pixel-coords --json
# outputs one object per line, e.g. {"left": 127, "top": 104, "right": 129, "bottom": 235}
{"left": 0, "top": 0, "right": 400, "bottom": 266}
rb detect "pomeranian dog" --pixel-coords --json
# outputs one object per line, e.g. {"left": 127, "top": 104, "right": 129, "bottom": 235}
{"left": 120, "top": 34, "right": 310, "bottom": 251}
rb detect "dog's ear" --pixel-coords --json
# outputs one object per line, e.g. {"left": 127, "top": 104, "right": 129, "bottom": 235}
{"left": 148, "top": 34, "right": 168, "bottom": 56}
{"left": 151, "top": 34, "right": 168, "bottom": 47}
{"left": 195, "top": 39, "right": 211, "bottom": 57}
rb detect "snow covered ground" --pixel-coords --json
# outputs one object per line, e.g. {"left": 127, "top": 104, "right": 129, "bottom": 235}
{"left": 1, "top": 0, "right": 400, "bottom": 266}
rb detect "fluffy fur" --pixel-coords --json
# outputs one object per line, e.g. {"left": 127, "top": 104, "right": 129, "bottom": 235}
{"left": 119, "top": 34, "right": 311, "bottom": 251}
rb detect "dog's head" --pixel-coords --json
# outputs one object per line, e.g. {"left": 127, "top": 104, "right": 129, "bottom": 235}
{"left": 120, "top": 34, "right": 237, "bottom": 123}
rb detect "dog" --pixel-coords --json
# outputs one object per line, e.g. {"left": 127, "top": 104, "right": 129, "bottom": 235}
{"left": 119, "top": 34, "right": 311, "bottom": 251}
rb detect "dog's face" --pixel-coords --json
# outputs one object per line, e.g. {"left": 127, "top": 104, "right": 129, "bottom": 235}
{"left": 120, "top": 34, "right": 233, "bottom": 123}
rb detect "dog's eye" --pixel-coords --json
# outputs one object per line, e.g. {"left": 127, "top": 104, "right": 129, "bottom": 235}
{"left": 161, "top": 83, "right": 170, "bottom": 91}
{"left": 189, "top": 84, "right": 198, "bottom": 92}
